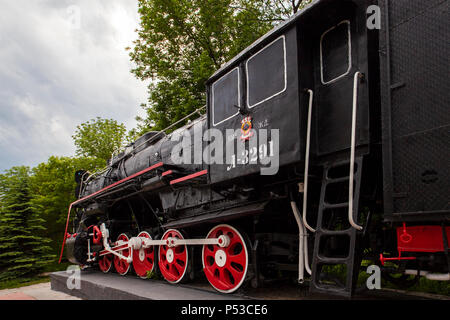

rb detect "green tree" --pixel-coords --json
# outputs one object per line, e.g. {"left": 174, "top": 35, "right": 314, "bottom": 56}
{"left": 30, "top": 156, "right": 104, "bottom": 256}
{"left": 0, "top": 167, "right": 54, "bottom": 282}
{"left": 254, "top": 0, "right": 311, "bottom": 20}
{"left": 128, "top": 0, "right": 273, "bottom": 133}
{"left": 72, "top": 117, "right": 127, "bottom": 164}
{"left": 128, "top": 0, "right": 311, "bottom": 135}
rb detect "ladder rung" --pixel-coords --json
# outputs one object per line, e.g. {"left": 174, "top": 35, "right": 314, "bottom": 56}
{"left": 319, "top": 229, "right": 352, "bottom": 236}
{"left": 323, "top": 202, "right": 349, "bottom": 209}
{"left": 325, "top": 176, "right": 350, "bottom": 184}
{"left": 312, "top": 284, "right": 349, "bottom": 296}
{"left": 316, "top": 256, "right": 350, "bottom": 264}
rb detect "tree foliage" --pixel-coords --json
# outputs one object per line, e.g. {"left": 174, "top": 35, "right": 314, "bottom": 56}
{"left": 128, "top": 0, "right": 270, "bottom": 133}
{"left": 0, "top": 167, "right": 55, "bottom": 282}
{"left": 256, "top": 0, "right": 312, "bottom": 20}
{"left": 30, "top": 156, "right": 104, "bottom": 254}
{"left": 72, "top": 117, "right": 127, "bottom": 164}
{"left": 128, "top": 0, "right": 311, "bottom": 135}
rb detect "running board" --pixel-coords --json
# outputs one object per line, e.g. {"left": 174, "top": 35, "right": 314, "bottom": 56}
{"left": 170, "top": 169, "right": 208, "bottom": 186}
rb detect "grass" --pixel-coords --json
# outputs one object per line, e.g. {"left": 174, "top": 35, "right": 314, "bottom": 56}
{"left": 0, "top": 276, "right": 50, "bottom": 290}
{"left": 0, "top": 260, "right": 70, "bottom": 291}
{"left": 405, "top": 277, "right": 450, "bottom": 295}
{"left": 43, "top": 260, "right": 71, "bottom": 273}
{"left": 356, "top": 260, "right": 450, "bottom": 296}
{"left": 145, "top": 270, "right": 162, "bottom": 280}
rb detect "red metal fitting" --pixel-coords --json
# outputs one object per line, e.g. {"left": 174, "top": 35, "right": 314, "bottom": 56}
{"left": 399, "top": 222, "right": 413, "bottom": 243}
{"left": 396, "top": 224, "right": 450, "bottom": 253}
{"left": 379, "top": 253, "right": 416, "bottom": 266}
{"left": 92, "top": 225, "right": 102, "bottom": 244}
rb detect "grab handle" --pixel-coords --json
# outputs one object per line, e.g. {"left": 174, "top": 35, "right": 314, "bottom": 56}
{"left": 302, "top": 89, "right": 316, "bottom": 233}
{"left": 349, "top": 72, "right": 364, "bottom": 231}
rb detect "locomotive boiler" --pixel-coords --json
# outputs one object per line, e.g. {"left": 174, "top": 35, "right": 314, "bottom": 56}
{"left": 60, "top": 0, "right": 449, "bottom": 297}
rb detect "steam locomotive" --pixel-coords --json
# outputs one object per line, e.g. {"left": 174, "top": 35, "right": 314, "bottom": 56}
{"left": 60, "top": 0, "right": 449, "bottom": 297}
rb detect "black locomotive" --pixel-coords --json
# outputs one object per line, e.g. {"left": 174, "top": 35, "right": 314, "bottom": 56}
{"left": 60, "top": 0, "right": 449, "bottom": 297}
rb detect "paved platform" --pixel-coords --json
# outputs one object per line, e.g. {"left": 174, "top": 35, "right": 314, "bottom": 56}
{"left": 50, "top": 269, "right": 247, "bottom": 300}
{"left": 0, "top": 282, "right": 81, "bottom": 300}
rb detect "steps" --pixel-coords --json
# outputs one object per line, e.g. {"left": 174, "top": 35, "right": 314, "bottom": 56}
{"left": 310, "top": 157, "right": 364, "bottom": 297}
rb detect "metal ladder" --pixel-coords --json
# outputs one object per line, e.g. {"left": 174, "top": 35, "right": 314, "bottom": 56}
{"left": 306, "top": 72, "right": 366, "bottom": 297}
{"left": 309, "top": 157, "right": 363, "bottom": 297}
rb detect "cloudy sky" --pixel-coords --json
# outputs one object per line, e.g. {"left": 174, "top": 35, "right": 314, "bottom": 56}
{"left": 0, "top": 0, "right": 148, "bottom": 172}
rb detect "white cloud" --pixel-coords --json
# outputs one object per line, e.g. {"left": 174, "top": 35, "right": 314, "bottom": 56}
{"left": 0, "top": 0, "right": 148, "bottom": 171}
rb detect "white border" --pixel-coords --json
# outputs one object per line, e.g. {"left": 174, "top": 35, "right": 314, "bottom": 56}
{"left": 320, "top": 20, "right": 352, "bottom": 85}
{"left": 201, "top": 224, "right": 249, "bottom": 294}
{"left": 246, "top": 35, "right": 287, "bottom": 109}
{"left": 212, "top": 67, "right": 240, "bottom": 126}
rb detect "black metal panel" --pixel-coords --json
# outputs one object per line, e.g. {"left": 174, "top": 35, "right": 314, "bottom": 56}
{"left": 389, "top": 2, "right": 449, "bottom": 138}
{"left": 392, "top": 127, "right": 450, "bottom": 214}
{"left": 208, "top": 27, "right": 301, "bottom": 184}
{"left": 310, "top": 0, "right": 371, "bottom": 158}
{"left": 162, "top": 201, "right": 268, "bottom": 229}
{"left": 380, "top": 0, "right": 450, "bottom": 220}
{"left": 321, "top": 22, "right": 351, "bottom": 83}
{"left": 211, "top": 69, "right": 240, "bottom": 125}
{"left": 247, "top": 37, "right": 286, "bottom": 107}
{"left": 388, "top": 0, "right": 445, "bottom": 28}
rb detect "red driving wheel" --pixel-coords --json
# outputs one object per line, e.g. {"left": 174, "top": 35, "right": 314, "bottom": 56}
{"left": 132, "top": 231, "right": 155, "bottom": 279}
{"left": 113, "top": 233, "right": 131, "bottom": 275}
{"left": 92, "top": 225, "right": 102, "bottom": 245}
{"left": 158, "top": 229, "right": 188, "bottom": 283}
{"left": 202, "top": 224, "right": 249, "bottom": 293}
{"left": 98, "top": 253, "right": 113, "bottom": 273}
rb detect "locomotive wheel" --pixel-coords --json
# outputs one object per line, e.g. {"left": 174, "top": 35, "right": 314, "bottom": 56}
{"left": 132, "top": 231, "right": 155, "bottom": 279}
{"left": 202, "top": 224, "right": 249, "bottom": 293}
{"left": 158, "top": 229, "right": 189, "bottom": 284}
{"left": 113, "top": 233, "right": 131, "bottom": 276}
{"left": 98, "top": 253, "right": 113, "bottom": 273}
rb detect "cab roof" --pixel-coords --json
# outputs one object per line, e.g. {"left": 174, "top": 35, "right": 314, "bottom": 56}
{"left": 206, "top": 0, "right": 321, "bottom": 84}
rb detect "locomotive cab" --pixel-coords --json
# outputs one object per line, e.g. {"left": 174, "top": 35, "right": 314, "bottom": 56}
{"left": 205, "top": 0, "right": 374, "bottom": 185}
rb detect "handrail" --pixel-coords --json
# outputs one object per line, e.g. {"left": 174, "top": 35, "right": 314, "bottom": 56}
{"left": 349, "top": 72, "right": 364, "bottom": 231}
{"left": 132, "top": 105, "right": 206, "bottom": 151}
{"left": 302, "top": 89, "right": 316, "bottom": 233}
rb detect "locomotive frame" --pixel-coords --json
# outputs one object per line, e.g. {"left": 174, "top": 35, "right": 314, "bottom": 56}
{"left": 60, "top": 0, "right": 449, "bottom": 297}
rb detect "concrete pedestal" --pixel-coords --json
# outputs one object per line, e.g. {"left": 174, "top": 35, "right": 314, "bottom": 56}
{"left": 50, "top": 269, "right": 246, "bottom": 300}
